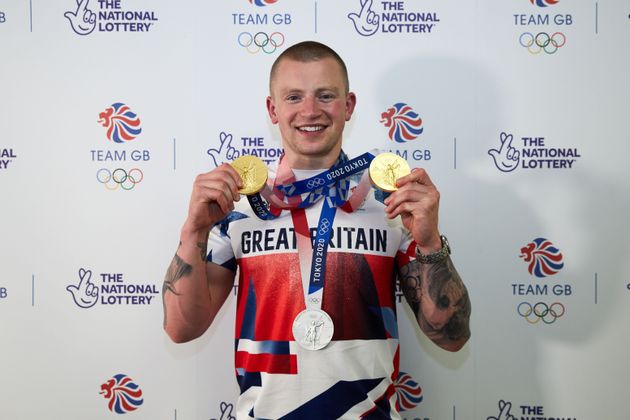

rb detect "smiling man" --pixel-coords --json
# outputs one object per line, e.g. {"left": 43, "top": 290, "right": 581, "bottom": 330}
{"left": 163, "top": 40, "right": 471, "bottom": 419}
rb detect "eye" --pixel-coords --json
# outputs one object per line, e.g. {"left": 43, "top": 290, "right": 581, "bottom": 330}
{"left": 319, "top": 92, "right": 336, "bottom": 102}
{"left": 285, "top": 94, "right": 301, "bottom": 103}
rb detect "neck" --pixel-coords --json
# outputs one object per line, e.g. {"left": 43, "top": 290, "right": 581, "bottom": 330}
{"left": 283, "top": 147, "right": 342, "bottom": 170}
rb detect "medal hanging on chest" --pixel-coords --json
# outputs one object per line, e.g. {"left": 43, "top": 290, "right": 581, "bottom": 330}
{"left": 237, "top": 150, "right": 409, "bottom": 350}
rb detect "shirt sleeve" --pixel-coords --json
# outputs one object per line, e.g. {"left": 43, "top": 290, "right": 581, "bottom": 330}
{"left": 206, "top": 214, "right": 237, "bottom": 272}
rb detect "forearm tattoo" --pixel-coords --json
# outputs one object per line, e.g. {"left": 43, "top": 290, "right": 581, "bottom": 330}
{"left": 398, "top": 257, "right": 471, "bottom": 345}
{"left": 162, "top": 241, "right": 207, "bottom": 327}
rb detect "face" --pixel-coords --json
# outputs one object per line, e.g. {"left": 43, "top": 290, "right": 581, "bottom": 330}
{"left": 266, "top": 57, "right": 356, "bottom": 169}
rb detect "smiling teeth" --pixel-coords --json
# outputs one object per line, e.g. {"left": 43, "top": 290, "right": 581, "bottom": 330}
{"left": 300, "top": 126, "right": 323, "bottom": 132}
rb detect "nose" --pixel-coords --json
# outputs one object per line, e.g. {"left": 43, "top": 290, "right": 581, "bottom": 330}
{"left": 300, "top": 96, "right": 322, "bottom": 118}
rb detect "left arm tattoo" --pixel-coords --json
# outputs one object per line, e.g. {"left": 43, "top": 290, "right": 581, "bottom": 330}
{"left": 398, "top": 256, "right": 471, "bottom": 351}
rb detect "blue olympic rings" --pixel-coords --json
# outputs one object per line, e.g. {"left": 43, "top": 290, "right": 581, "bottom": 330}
{"left": 517, "top": 301, "right": 565, "bottom": 324}
{"left": 238, "top": 31, "right": 285, "bottom": 54}
{"left": 96, "top": 168, "right": 144, "bottom": 191}
{"left": 318, "top": 218, "right": 331, "bottom": 235}
{"left": 519, "top": 32, "right": 566, "bottom": 55}
{"left": 306, "top": 177, "right": 325, "bottom": 189}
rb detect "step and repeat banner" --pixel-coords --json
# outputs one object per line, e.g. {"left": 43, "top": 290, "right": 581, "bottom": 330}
{"left": 1, "top": 0, "right": 630, "bottom": 419}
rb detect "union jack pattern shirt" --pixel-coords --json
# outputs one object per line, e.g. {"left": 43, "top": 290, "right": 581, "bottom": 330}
{"left": 208, "top": 170, "right": 416, "bottom": 419}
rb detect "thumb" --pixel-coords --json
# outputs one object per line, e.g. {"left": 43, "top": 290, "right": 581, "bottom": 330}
{"left": 64, "top": 11, "right": 77, "bottom": 20}
{"left": 66, "top": 285, "right": 79, "bottom": 295}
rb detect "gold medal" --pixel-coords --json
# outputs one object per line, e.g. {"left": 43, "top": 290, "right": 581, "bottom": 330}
{"left": 231, "top": 155, "right": 268, "bottom": 195}
{"left": 368, "top": 153, "right": 411, "bottom": 192}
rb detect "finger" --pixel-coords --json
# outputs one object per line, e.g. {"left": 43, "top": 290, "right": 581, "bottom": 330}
{"left": 396, "top": 167, "right": 435, "bottom": 188}
{"left": 197, "top": 165, "right": 243, "bottom": 199}
{"left": 217, "top": 132, "right": 230, "bottom": 153}
{"left": 360, "top": 0, "right": 373, "bottom": 16}
{"left": 200, "top": 183, "right": 238, "bottom": 215}
{"left": 78, "top": 268, "right": 92, "bottom": 289}
{"left": 77, "top": 0, "right": 89, "bottom": 13}
{"left": 499, "top": 132, "right": 513, "bottom": 154}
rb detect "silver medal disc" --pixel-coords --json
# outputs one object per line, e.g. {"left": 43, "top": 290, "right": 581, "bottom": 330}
{"left": 292, "top": 308, "right": 334, "bottom": 350}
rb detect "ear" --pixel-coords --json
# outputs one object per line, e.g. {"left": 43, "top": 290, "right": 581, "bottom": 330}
{"left": 266, "top": 96, "right": 279, "bottom": 125}
{"left": 345, "top": 92, "right": 357, "bottom": 121}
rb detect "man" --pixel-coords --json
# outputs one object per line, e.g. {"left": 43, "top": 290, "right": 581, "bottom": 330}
{"left": 163, "top": 40, "right": 471, "bottom": 419}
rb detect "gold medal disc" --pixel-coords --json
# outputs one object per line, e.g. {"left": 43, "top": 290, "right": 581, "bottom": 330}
{"left": 231, "top": 155, "right": 268, "bottom": 195}
{"left": 369, "top": 153, "right": 411, "bottom": 192}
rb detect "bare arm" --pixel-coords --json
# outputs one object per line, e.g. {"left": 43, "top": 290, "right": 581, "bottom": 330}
{"left": 163, "top": 164, "right": 242, "bottom": 343}
{"left": 384, "top": 168, "right": 470, "bottom": 351}
{"left": 398, "top": 255, "right": 471, "bottom": 351}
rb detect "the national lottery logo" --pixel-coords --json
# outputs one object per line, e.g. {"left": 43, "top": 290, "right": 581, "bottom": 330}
{"left": 348, "top": 0, "right": 440, "bottom": 36}
{"left": 64, "top": 0, "right": 159, "bottom": 36}
{"left": 520, "top": 237, "right": 564, "bottom": 278}
{"left": 66, "top": 268, "right": 159, "bottom": 308}
{"left": 210, "top": 402, "right": 236, "bottom": 420}
{"left": 98, "top": 103, "right": 142, "bottom": 143}
{"left": 0, "top": 148, "right": 17, "bottom": 170}
{"left": 488, "top": 132, "right": 581, "bottom": 172}
{"left": 394, "top": 371, "right": 423, "bottom": 412}
{"left": 207, "top": 131, "right": 283, "bottom": 167}
{"left": 100, "top": 374, "right": 144, "bottom": 414}
{"left": 487, "top": 399, "right": 576, "bottom": 420}
{"left": 380, "top": 103, "right": 423, "bottom": 143}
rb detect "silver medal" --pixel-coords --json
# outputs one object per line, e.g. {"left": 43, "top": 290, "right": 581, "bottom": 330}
{"left": 292, "top": 308, "right": 334, "bottom": 350}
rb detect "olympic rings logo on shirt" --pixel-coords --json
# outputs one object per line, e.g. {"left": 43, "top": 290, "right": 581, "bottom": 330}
{"left": 519, "top": 32, "right": 566, "bottom": 55}
{"left": 237, "top": 31, "right": 285, "bottom": 54}
{"left": 96, "top": 168, "right": 144, "bottom": 191}
{"left": 517, "top": 301, "right": 565, "bottom": 324}
{"left": 318, "top": 218, "right": 331, "bottom": 235}
{"left": 306, "top": 178, "right": 325, "bottom": 189}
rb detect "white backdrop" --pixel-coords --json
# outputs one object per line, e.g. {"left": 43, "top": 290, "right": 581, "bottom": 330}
{"left": 1, "top": 0, "right": 630, "bottom": 419}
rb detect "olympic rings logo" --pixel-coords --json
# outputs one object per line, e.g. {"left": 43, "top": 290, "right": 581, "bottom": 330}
{"left": 96, "top": 168, "right": 144, "bottom": 191}
{"left": 306, "top": 178, "right": 325, "bottom": 189}
{"left": 517, "top": 301, "right": 565, "bottom": 324}
{"left": 309, "top": 297, "right": 321, "bottom": 304}
{"left": 519, "top": 32, "right": 566, "bottom": 55}
{"left": 318, "top": 218, "right": 330, "bottom": 235}
{"left": 238, "top": 31, "right": 285, "bottom": 54}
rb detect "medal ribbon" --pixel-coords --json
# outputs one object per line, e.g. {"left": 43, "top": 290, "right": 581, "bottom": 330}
{"left": 291, "top": 197, "right": 337, "bottom": 309}
{"left": 246, "top": 149, "right": 378, "bottom": 220}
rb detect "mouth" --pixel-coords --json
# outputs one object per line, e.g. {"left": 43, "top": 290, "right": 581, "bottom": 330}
{"left": 297, "top": 125, "right": 326, "bottom": 133}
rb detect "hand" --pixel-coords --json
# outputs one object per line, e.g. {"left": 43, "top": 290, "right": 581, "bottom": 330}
{"left": 64, "top": 0, "right": 96, "bottom": 36}
{"left": 207, "top": 132, "right": 241, "bottom": 167}
{"left": 184, "top": 164, "right": 243, "bottom": 234}
{"left": 487, "top": 400, "right": 517, "bottom": 420}
{"left": 348, "top": 0, "right": 379, "bottom": 36}
{"left": 488, "top": 132, "right": 520, "bottom": 172}
{"left": 66, "top": 268, "right": 98, "bottom": 308}
{"left": 383, "top": 168, "right": 441, "bottom": 252}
